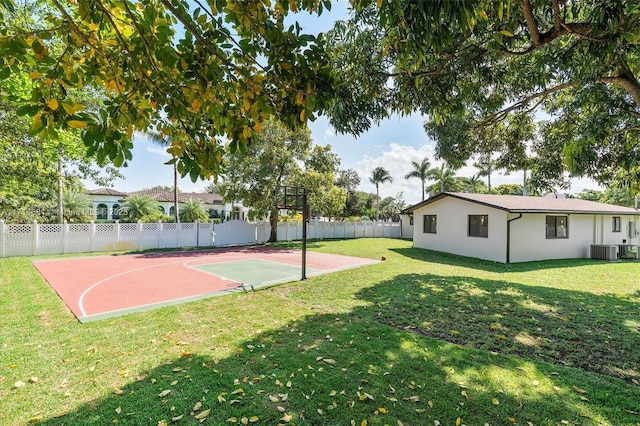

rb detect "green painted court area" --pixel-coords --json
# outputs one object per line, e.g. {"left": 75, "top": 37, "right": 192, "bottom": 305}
{"left": 191, "top": 259, "right": 321, "bottom": 286}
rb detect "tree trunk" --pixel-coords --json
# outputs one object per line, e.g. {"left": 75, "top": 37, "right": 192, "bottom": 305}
{"left": 269, "top": 207, "right": 278, "bottom": 242}
{"left": 375, "top": 184, "right": 379, "bottom": 221}
{"left": 57, "top": 156, "right": 63, "bottom": 224}
{"left": 173, "top": 162, "right": 179, "bottom": 222}
{"left": 421, "top": 180, "right": 425, "bottom": 201}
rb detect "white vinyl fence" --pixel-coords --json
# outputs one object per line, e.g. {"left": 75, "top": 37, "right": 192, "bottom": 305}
{"left": 0, "top": 220, "right": 401, "bottom": 258}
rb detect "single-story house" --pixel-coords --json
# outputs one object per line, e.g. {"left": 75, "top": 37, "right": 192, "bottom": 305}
{"left": 402, "top": 192, "right": 640, "bottom": 263}
{"left": 85, "top": 188, "right": 248, "bottom": 221}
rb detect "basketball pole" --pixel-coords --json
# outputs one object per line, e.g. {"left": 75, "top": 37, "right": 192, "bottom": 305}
{"left": 301, "top": 191, "right": 308, "bottom": 280}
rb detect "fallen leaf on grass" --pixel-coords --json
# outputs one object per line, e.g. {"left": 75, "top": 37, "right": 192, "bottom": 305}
{"left": 281, "top": 413, "right": 293, "bottom": 422}
{"left": 158, "top": 390, "right": 171, "bottom": 397}
{"left": 194, "top": 409, "right": 211, "bottom": 420}
{"left": 572, "top": 385, "right": 587, "bottom": 394}
{"left": 28, "top": 415, "right": 44, "bottom": 423}
{"left": 171, "top": 414, "right": 184, "bottom": 422}
{"left": 193, "top": 401, "right": 202, "bottom": 411}
{"left": 269, "top": 394, "right": 280, "bottom": 402}
{"left": 13, "top": 381, "right": 25, "bottom": 389}
{"left": 378, "top": 407, "right": 387, "bottom": 413}
{"left": 492, "top": 398, "right": 499, "bottom": 405}
{"left": 115, "top": 407, "right": 121, "bottom": 414}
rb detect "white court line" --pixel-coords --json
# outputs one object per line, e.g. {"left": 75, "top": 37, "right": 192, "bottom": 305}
{"left": 77, "top": 253, "right": 266, "bottom": 317}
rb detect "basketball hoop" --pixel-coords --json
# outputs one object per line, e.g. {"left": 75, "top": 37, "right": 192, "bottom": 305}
{"left": 275, "top": 185, "right": 310, "bottom": 280}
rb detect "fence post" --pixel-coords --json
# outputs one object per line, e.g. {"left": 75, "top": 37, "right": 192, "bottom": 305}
{"left": 62, "top": 220, "right": 68, "bottom": 254}
{"left": 158, "top": 221, "right": 162, "bottom": 249}
{"left": 0, "top": 220, "right": 5, "bottom": 258}
{"left": 32, "top": 221, "right": 38, "bottom": 256}
{"left": 115, "top": 220, "right": 120, "bottom": 249}
{"left": 89, "top": 221, "right": 95, "bottom": 252}
{"left": 137, "top": 220, "right": 142, "bottom": 250}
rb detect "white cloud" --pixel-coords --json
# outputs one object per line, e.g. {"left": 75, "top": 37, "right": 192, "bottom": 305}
{"left": 355, "top": 143, "right": 437, "bottom": 205}
{"left": 353, "top": 143, "right": 602, "bottom": 205}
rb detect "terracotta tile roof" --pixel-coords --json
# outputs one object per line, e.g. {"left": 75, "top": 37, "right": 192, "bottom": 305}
{"left": 182, "top": 192, "right": 224, "bottom": 204}
{"left": 124, "top": 189, "right": 224, "bottom": 205}
{"left": 85, "top": 188, "right": 128, "bottom": 196}
{"left": 404, "top": 192, "right": 640, "bottom": 215}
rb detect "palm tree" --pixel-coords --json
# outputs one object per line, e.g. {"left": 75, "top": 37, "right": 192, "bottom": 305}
{"left": 122, "top": 195, "right": 160, "bottom": 221}
{"left": 425, "top": 163, "right": 460, "bottom": 196}
{"left": 459, "top": 173, "right": 486, "bottom": 193}
{"left": 404, "top": 157, "right": 431, "bottom": 201}
{"left": 179, "top": 198, "right": 209, "bottom": 223}
{"left": 147, "top": 131, "right": 179, "bottom": 220}
{"left": 62, "top": 190, "right": 92, "bottom": 222}
{"left": 369, "top": 167, "right": 393, "bottom": 220}
{"left": 474, "top": 157, "right": 498, "bottom": 194}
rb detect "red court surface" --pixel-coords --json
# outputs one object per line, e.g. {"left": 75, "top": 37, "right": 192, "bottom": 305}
{"left": 33, "top": 246, "right": 378, "bottom": 323}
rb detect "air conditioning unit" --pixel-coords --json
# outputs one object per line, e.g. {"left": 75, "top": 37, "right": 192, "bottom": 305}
{"left": 618, "top": 244, "right": 638, "bottom": 260}
{"left": 590, "top": 244, "right": 618, "bottom": 261}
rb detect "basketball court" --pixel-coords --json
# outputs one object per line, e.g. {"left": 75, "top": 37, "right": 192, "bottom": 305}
{"left": 33, "top": 246, "right": 378, "bottom": 323}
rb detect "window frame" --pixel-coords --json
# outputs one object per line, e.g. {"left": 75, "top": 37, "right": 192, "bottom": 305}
{"left": 612, "top": 216, "right": 621, "bottom": 233}
{"left": 545, "top": 215, "right": 569, "bottom": 239}
{"left": 468, "top": 214, "right": 489, "bottom": 238}
{"left": 423, "top": 215, "right": 437, "bottom": 234}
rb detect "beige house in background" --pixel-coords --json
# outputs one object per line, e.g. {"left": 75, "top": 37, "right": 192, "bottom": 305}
{"left": 85, "top": 188, "right": 248, "bottom": 221}
{"left": 403, "top": 193, "right": 640, "bottom": 263}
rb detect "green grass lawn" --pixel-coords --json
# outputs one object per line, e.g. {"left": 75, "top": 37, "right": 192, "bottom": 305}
{"left": 1, "top": 238, "right": 639, "bottom": 425}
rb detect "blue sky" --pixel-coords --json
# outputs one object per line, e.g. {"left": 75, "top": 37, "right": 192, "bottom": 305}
{"left": 91, "top": 1, "right": 599, "bottom": 206}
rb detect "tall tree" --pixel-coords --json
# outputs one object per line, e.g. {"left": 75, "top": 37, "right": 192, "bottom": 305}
{"left": 220, "top": 120, "right": 343, "bottom": 241}
{"left": 147, "top": 131, "right": 180, "bottom": 220}
{"left": 335, "top": 169, "right": 361, "bottom": 217}
{"left": 458, "top": 174, "right": 487, "bottom": 194}
{"left": 0, "top": 0, "right": 334, "bottom": 180}
{"left": 425, "top": 164, "right": 460, "bottom": 196}
{"left": 404, "top": 158, "right": 431, "bottom": 201}
{"left": 326, "top": 1, "right": 640, "bottom": 188}
{"left": 369, "top": 167, "right": 393, "bottom": 220}
{"left": 474, "top": 157, "right": 499, "bottom": 194}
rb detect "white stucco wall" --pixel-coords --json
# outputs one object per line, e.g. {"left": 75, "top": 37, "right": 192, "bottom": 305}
{"left": 509, "top": 213, "right": 595, "bottom": 263}
{"left": 509, "top": 213, "right": 640, "bottom": 262}
{"left": 412, "top": 197, "right": 508, "bottom": 263}
{"left": 399, "top": 214, "right": 414, "bottom": 239}
{"left": 595, "top": 215, "right": 640, "bottom": 246}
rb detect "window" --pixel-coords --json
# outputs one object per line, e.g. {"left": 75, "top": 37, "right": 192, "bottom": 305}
{"left": 613, "top": 216, "right": 621, "bottom": 232}
{"left": 546, "top": 216, "right": 568, "bottom": 239}
{"left": 409, "top": 215, "right": 414, "bottom": 226}
{"left": 468, "top": 215, "right": 488, "bottom": 238}
{"left": 112, "top": 204, "right": 120, "bottom": 220}
{"left": 96, "top": 203, "right": 108, "bottom": 220}
{"left": 169, "top": 206, "right": 176, "bottom": 217}
{"left": 158, "top": 206, "right": 165, "bottom": 214}
{"left": 423, "top": 215, "right": 436, "bottom": 234}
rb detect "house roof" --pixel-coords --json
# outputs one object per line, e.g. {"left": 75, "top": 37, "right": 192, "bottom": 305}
{"left": 403, "top": 192, "right": 640, "bottom": 215}
{"left": 182, "top": 192, "right": 224, "bottom": 204}
{"left": 87, "top": 188, "right": 225, "bottom": 205}
{"left": 85, "top": 188, "right": 128, "bottom": 196}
